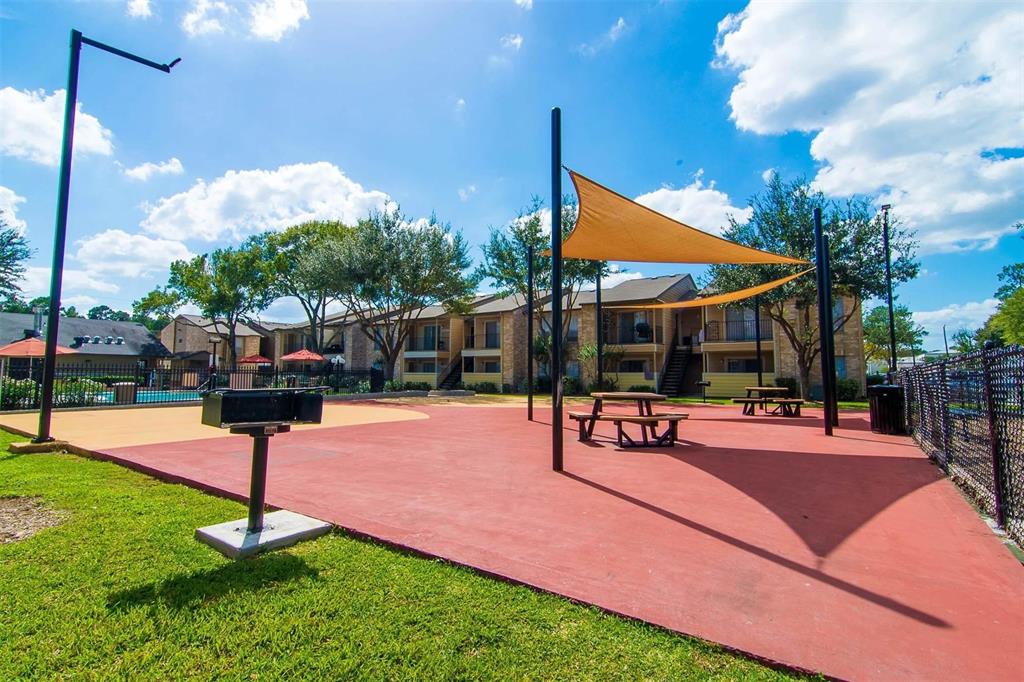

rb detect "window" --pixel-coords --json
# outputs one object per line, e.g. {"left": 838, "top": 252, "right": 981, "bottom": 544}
{"left": 484, "top": 320, "right": 500, "bottom": 348}
{"left": 832, "top": 299, "right": 846, "bottom": 332}
{"left": 566, "top": 360, "right": 580, "bottom": 378}
{"left": 567, "top": 316, "right": 579, "bottom": 342}
{"left": 620, "top": 359, "right": 646, "bottom": 373}
{"left": 483, "top": 359, "right": 501, "bottom": 373}
{"left": 835, "top": 356, "right": 847, "bottom": 379}
{"left": 463, "top": 356, "right": 475, "bottom": 372}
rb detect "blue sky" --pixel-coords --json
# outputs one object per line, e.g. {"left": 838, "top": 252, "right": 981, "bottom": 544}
{"left": 1, "top": 0, "right": 1020, "bottom": 346}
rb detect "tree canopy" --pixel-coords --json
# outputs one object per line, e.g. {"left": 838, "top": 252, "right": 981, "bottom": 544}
{"left": 862, "top": 304, "right": 927, "bottom": 362}
{"left": 308, "top": 207, "right": 476, "bottom": 380}
{"left": 248, "top": 221, "right": 350, "bottom": 353}
{"left": 707, "top": 174, "right": 918, "bottom": 396}
{"left": 168, "top": 246, "right": 275, "bottom": 365}
{"left": 0, "top": 214, "right": 31, "bottom": 298}
{"left": 477, "top": 196, "right": 608, "bottom": 353}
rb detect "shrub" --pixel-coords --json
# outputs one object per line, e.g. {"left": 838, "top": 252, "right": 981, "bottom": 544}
{"left": 774, "top": 377, "right": 798, "bottom": 397}
{"left": 588, "top": 377, "right": 619, "bottom": 392}
{"left": 563, "top": 376, "right": 584, "bottom": 396}
{"left": 836, "top": 378, "right": 860, "bottom": 401}
{"left": 89, "top": 374, "right": 144, "bottom": 387}
{"left": 468, "top": 381, "right": 500, "bottom": 394}
{"left": 627, "top": 384, "right": 653, "bottom": 392}
{"left": 383, "top": 379, "right": 404, "bottom": 392}
{"left": 533, "top": 376, "right": 552, "bottom": 393}
{"left": 403, "top": 382, "right": 433, "bottom": 391}
{"left": 866, "top": 373, "right": 886, "bottom": 386}
{"left": 1, "top": 377, "right": 38, "bottom": 410}
{"left": 354, "top": 380, "right": 371, "bottom": 394}
{"left": 52, "top": 378, "right": 105, "bottom": 407}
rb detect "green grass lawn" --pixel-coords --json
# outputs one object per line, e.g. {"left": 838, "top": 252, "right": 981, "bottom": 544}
{"left": 0, "top": 430, "right": 805, "bottom": 680}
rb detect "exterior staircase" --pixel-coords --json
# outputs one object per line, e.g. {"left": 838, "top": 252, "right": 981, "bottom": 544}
{"left": 438, "top": 354, "right": 463, "bottom": 389}
{"left": 659, "top": 344, "right": 692, "bottom": 397}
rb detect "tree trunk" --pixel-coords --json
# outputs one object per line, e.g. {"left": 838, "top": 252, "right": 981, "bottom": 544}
{"left": 798, "top": 358, "right": 812, "bottom": 400}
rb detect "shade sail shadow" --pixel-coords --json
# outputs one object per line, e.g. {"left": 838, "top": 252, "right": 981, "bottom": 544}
{"left": 106, "top": 552, "right": 319, "bottom": 612}
{"left": 666, "top": 445, "right": 939, "bottom": 558}
{"left": 560, "top": 471, "right": 949, "bottom": 628}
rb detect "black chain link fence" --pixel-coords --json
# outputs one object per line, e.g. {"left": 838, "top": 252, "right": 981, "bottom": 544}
{"left": 897, "top": 346, "right": 1023, "bottom": 546}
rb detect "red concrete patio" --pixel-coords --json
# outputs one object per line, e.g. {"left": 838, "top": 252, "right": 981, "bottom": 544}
{"left": 87, "top": 402, "right": 1021, "bottom": 680}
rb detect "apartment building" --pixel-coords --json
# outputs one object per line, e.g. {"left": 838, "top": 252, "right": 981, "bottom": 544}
{"left": 160, "top": 315, "right": 272, "bottom": 368}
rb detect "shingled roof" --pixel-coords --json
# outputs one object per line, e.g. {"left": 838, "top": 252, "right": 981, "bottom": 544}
{"left": 0, "top": 313, "right": 170, "bottom": 358}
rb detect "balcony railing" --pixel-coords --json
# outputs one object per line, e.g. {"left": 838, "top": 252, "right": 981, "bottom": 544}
{"left": 605, "top": 325, "right": 664, "bottom": 345}
{"left": 464, "top": 333, "right": 501, "bottom": 349}
{"left": 406, "top": 334, "right": 449, "bottom": 351}
{"left": 704, "top": 319, "right": 773, "bottom": 342}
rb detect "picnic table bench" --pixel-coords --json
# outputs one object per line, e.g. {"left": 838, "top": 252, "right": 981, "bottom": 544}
{"left": 569, "top": 411, "right": 688, "bottom": 448}
{"left": 732, "top": 396, "right": 805, "bottom": 417}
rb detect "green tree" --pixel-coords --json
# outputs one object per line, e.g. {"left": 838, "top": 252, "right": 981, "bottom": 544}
{"left": 476, "top": 196, "right": 609, "bottom": 369}
{"left": 311, "top": 206, "right": 476, "bottom": 380}
{"left": 991, "top": 288, "right": 1024, "bottom": 344}
{"left": 132, "top": 287, "right": 181, "bottom": 332}
{"left": 0, "top": 214, "right": 31, "bottom": 298}
{"left": 994, "top": 222, "right": 1023, "bottom": 301}
{"left": 707, "top": 175, "right": 918, "bottom": 397}
{"left": 950, "top": 328, "right": 979, "bottom": 354}
{"left": 862, "top": 304, "right": 927, "bottom": 362}
{"left": 87, "top": 304, "right": 130, "bottom": 321}
{"left": 61, "top": 305, "right": 82, "bottom": 318}
{"left": 248, "top": 221, "right": 350, "bottom": 353}
{"left": 1, "top": 293, "right": 33, "bottom": 313}
{"left": 168, "top": 246, "right": 275, "bottom": 366}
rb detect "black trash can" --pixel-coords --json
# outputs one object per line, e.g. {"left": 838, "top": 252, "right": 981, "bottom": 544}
{"left": 868, "top": 384, "right": 906, "bottom": 434}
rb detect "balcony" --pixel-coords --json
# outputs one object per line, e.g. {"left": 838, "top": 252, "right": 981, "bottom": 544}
{"left": 605, "top": 325, "right": 664, "bottom": 345}
{"left": 464, "top": 332, "right": 501, "bottom": 350}
{"left": 704, "top": 320, "right": 773, "bottom": 342}
{"left": 406, "top": 333, "right": 449, "bottom": 352}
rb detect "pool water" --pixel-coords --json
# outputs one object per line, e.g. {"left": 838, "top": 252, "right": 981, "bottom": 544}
{"left": 98, "top": 389, "right": 201, "bottom": 404}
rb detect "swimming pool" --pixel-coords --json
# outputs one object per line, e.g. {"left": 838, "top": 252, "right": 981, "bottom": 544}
{"left": 98, "top": 389, "right": 201, "bottom": 404}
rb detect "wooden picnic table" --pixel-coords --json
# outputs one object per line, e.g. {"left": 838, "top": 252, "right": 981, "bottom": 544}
{"left": 745, "top": 385, "right": 789, "bottom": 413}
{"left": 588, "top": 392, "right": 667, "bottom": 440}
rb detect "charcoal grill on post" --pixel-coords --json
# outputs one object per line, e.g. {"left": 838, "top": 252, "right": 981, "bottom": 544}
{"left": 195, "top": 387, "right": 332, "bottom": 558}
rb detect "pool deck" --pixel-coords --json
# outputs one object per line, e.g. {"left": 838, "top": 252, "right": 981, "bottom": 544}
{"left": 7, "top": 401, "right": 1023, "bottom": 680}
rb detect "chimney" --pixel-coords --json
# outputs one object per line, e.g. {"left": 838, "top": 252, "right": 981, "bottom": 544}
{"left": 32, "top": 306, "right": 44, "bottom": 337}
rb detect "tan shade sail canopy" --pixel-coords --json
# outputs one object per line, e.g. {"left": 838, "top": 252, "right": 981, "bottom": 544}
{"left": 606, "top": 269, "right": 815, "bottom": 310}
{"left": 560, "top": 170, "right": 807, "bottom": 265}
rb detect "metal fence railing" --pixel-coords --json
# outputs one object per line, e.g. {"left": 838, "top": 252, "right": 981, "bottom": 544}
{"left": 897, "top": 346, "right": 1023, "bottom": 546}
{"left": 0, "top": 364, "right": 385, "bottom": 412}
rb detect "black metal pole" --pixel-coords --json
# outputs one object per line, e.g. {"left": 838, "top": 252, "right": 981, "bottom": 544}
{"left": 754, "top": 294, "right": 763, "bottom": 387}
{"left": 823, "top": 235, "right": 839, "bottom": 427}
{"left": 34, "top": 30, "right": 179, "bottom": 443}
{"left": 813, "top": 208, "right": 833, "bottom": 436}
{"left": 982, "top": 352, "right": 1007, "bottom": 528}
{"left": 247, "top": 435, "right": 270, "bottom": 533}
{"left": 882, "top": 205, "right": 897, "bottom": 376}
{"left": 35, "top": 30, "right": 82, "bottom": 443}
{"left": 527, "top": 243, "right": 534, "bottom": 421}
{"left": 551, "top": 107, "right": 563, "bottom": 471}
{"left": 595, "top": 265, "right": 604, "bottom": 388}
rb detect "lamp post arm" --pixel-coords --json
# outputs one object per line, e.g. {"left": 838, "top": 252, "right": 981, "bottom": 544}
{"left": 81, "top": 36, "right": 180, "bottom": 73}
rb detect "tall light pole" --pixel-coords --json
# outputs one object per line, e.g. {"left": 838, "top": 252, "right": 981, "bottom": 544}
{"left": 881, "top": 204, "right": 897, "bottom": 378}
{"left": 35, "top": 30, "right": 179, "bottom": 443}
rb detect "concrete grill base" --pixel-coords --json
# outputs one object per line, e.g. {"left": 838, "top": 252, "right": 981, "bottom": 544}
{"left": 195, "top": 509, "right": 332, "bottom": 559}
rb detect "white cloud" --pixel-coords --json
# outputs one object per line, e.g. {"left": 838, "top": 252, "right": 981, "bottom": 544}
{"left": 634, "top": 170, "right": 753, "bottom": 236}
{"left": 24, "top": 266, "right": 119, "bottom": 297}
{"left": 0, "top": 186, "right": 27, "bottom": 234}
{"left": 514, "top": 0, "right": 532, "bottom": 9}
{"left": 250, "top": 0, "right": 309, "bottom": 41}
{"left": 63, "top": 295, "right": 100, "bottom": 309}
{"left": 501, "top": 33, "right": 524, "bottom": 51}
{"left": 182, "top": 0, "right": 233, "bottom": 36}
{"left": 578, "top": 17, "right": 628, "bottom": 57}
{"left": 458, "top": 185, "right": 477, "bottom": 202}
{"left": 73, "top": 229, "right": 193, "bottom": 278}
{"left": 761, "top": 167, "right": 775, "bottom": 183}
{"left": 454, "top": 97, "right": 466, "bottom": 122}
{"left": 126, "top": 0, "right": 151, "bottom": 19}
{"left": 141, "top": 161, "right": 391, "bottom": 242}
{"left": 913, "top": 298, "right": 1000, "bottom": 339}
{"left": 182, "top": 0, "right": 308, "bottom": 40}
{"left": 122, "top": 157, "right": 185, "bottom": 182}
{"left": 715, "top": 1, "right": 1024, "bottom": 254}
{"left": 0, "top": 88, "right": 113, "bottom": 166}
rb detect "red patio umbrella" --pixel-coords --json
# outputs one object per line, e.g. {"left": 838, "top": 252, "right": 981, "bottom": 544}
{"left": 0, "top": 337, "right": 78, "bottom": 358}
{"left": 237, "top": 354, "right": 273, "bottom": 364}
{"left": 280, "top": 349, "right": 325, "bottom": 362}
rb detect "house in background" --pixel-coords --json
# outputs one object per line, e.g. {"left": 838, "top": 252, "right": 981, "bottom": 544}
{"left": 0, "top": 312, "right": 170, "bottom": 371}
{"left": 160, "top": 315, "right": 277, "bottom": 368}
